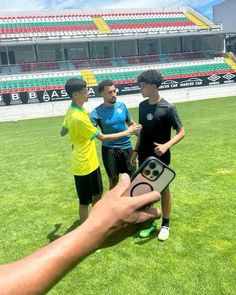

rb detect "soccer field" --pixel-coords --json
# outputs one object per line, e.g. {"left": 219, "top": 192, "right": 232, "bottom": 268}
{"left": 0, "top": 96, "right": 235, "bottom": 295}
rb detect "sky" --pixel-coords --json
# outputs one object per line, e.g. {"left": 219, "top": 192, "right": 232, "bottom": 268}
{"left": 0, "top": 0, "right": 224, "bottom": 20}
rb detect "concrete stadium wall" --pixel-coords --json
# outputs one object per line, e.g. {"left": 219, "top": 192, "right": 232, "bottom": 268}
{"left": 0, "top": 83, "right": 236, "bottom": 122}
{"left": 213, "top": 0, "right": 236, "bottom": 33}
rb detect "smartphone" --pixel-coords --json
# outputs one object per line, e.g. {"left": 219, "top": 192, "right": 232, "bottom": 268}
{"left": 125, "top": 156, "right": 176, "bottom": 197}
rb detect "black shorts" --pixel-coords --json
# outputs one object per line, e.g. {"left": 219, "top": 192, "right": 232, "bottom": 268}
{"left": 74, "top": 167, "right": 103, "bottom": 205}
{"left": 102, "top": 146, "right": 136, "bottom": 179}
{"left": 139, "top": 151, "right": 171, "bottom": 167}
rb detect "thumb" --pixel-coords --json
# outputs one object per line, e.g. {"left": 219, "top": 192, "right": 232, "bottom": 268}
{"left": 111, "top": 173, "right": 131, "bottom": 197}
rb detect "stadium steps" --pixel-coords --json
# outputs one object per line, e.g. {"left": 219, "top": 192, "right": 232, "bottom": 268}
{"left": 224, "top": 53, "right": 236, "bottom": 71}
{"left": 185, "top": 12, "right": 210, "bottom": 29}
{"left": 80, "top": 70, "right": 98, "bottom": 86}
{"left": 92, "top": 17, "right": 112, "bottom": 34}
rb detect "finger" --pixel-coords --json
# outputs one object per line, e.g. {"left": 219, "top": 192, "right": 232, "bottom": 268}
{"left": 111, "top": 173, "right": 131, "bottom": 197}
{"left": 134, "top": 125, "right": 142, "bottom": 131}
{"left": 154, "top": 150, "right": 161, "bottom": 156}
{"left": 144, "top": 206, "right": 162, "bottom": 219}
{"left": 132, "top": 191, "right": 161, "bottom": 209}
{"left": 154, "top": 148, "right": 162, "bottom": 155}
{"left": 154, "top": 142, "right": 159, "bottom": 146}
{"left": 135, "top": 208, "right": 161, "bottom": 223}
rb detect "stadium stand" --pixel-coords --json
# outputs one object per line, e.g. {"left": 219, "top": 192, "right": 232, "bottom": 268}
{"left": 0, "top": 7, "right": 236, "bottom": 106}
{"left": 0, "top": 9, "right": 215, "bottom": 40}
{"left": 1, "top": 57, "right": 235, "bottom": 94}
{"left": 20, "top": 61, "right": 60, "bottom": 72}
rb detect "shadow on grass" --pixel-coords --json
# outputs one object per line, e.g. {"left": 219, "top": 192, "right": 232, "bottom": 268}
{"left": 133, "top": 229, "right": 160, "bottom": 245}
{"left": 47, "top": 219, "right": 81, "bottom": 242}
{"left": 47, "top": 222, "right": 162, "bottom": 245}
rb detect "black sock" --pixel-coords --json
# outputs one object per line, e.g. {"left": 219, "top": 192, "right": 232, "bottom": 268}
{"left": 162, "top": 218, "right": 169, "bottom": 227}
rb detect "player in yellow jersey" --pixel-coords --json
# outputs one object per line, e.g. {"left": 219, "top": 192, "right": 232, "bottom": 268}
{"left": 60, "top": 78, "right": 142, "bottom": 223}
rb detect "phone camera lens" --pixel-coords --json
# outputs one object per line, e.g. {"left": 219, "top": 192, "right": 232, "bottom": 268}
{"left": 144, "top": 169, "right": 151, "bottom": 176}
{"left": 152, "top": 170, "right": 159, "bottom": 177}
{"left": 149, "top": 162, "right": 156, "bottom": 169}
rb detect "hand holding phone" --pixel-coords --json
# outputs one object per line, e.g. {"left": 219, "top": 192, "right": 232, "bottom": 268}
{"left": 124, "top": 156, "right": 175, "bottom": 197}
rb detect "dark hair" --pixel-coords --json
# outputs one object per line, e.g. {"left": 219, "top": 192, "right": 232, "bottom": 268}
{"left": 98, "top": 79, "right": 114, "bottom": 93}
{"left": 65, "top": 78, "right": 87, "bottom": 98}
{"left": 137, "top": 70, "right": 163, "bottom": 88}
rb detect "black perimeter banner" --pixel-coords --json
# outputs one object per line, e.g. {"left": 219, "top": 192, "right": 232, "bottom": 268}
{"left": 1, "top": 72, "right": 236, "bottom": 106}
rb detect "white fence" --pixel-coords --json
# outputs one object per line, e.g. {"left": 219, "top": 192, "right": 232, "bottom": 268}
{"left": 0, "top": 83, "right": 236, "bottom": 122}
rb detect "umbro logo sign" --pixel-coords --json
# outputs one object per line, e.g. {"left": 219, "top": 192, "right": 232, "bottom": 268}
{"left": 208, "top": 74, "right": 220, "bottom": 82}
{"left": 223, "top": 73, "right": 235, "bottom": 80}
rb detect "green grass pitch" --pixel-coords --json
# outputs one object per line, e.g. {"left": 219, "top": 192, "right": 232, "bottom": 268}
{"left": 0, "top": 96, "right": 235, "bottom": 295}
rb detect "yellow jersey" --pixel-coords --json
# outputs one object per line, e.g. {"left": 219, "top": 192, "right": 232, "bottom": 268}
{"left": 62, "top": 104, "right": 99, "bottom": 176}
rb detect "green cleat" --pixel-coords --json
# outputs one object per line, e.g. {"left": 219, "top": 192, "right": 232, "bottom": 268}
{"left": 139, "top": 221, "right": 157, "bottom": 238}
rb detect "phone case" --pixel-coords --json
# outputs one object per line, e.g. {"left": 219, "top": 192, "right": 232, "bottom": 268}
{"left": 124, "top": 156, "right": 176, "bottom": 197}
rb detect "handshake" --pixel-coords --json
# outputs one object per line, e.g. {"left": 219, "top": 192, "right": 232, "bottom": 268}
{"left": 126, "top": 123, "right": 142, "bottom": 136}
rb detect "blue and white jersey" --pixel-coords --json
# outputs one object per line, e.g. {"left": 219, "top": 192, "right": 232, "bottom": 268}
{"left": 90, "top": 102, "right": 132, "bottom": 149}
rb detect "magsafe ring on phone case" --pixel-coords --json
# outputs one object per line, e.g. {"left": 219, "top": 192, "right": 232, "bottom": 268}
{"left": 130, "top": 182, "right": 153, "bottom": 197}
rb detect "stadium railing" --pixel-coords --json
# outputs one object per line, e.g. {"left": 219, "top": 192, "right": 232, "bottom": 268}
{"left": 0, "top": 50, "right": 221, "bottom": 75}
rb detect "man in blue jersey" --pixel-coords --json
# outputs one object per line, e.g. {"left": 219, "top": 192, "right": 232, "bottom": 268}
{"left": 90, "top": 80, "right": 136, "bottom": 189}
